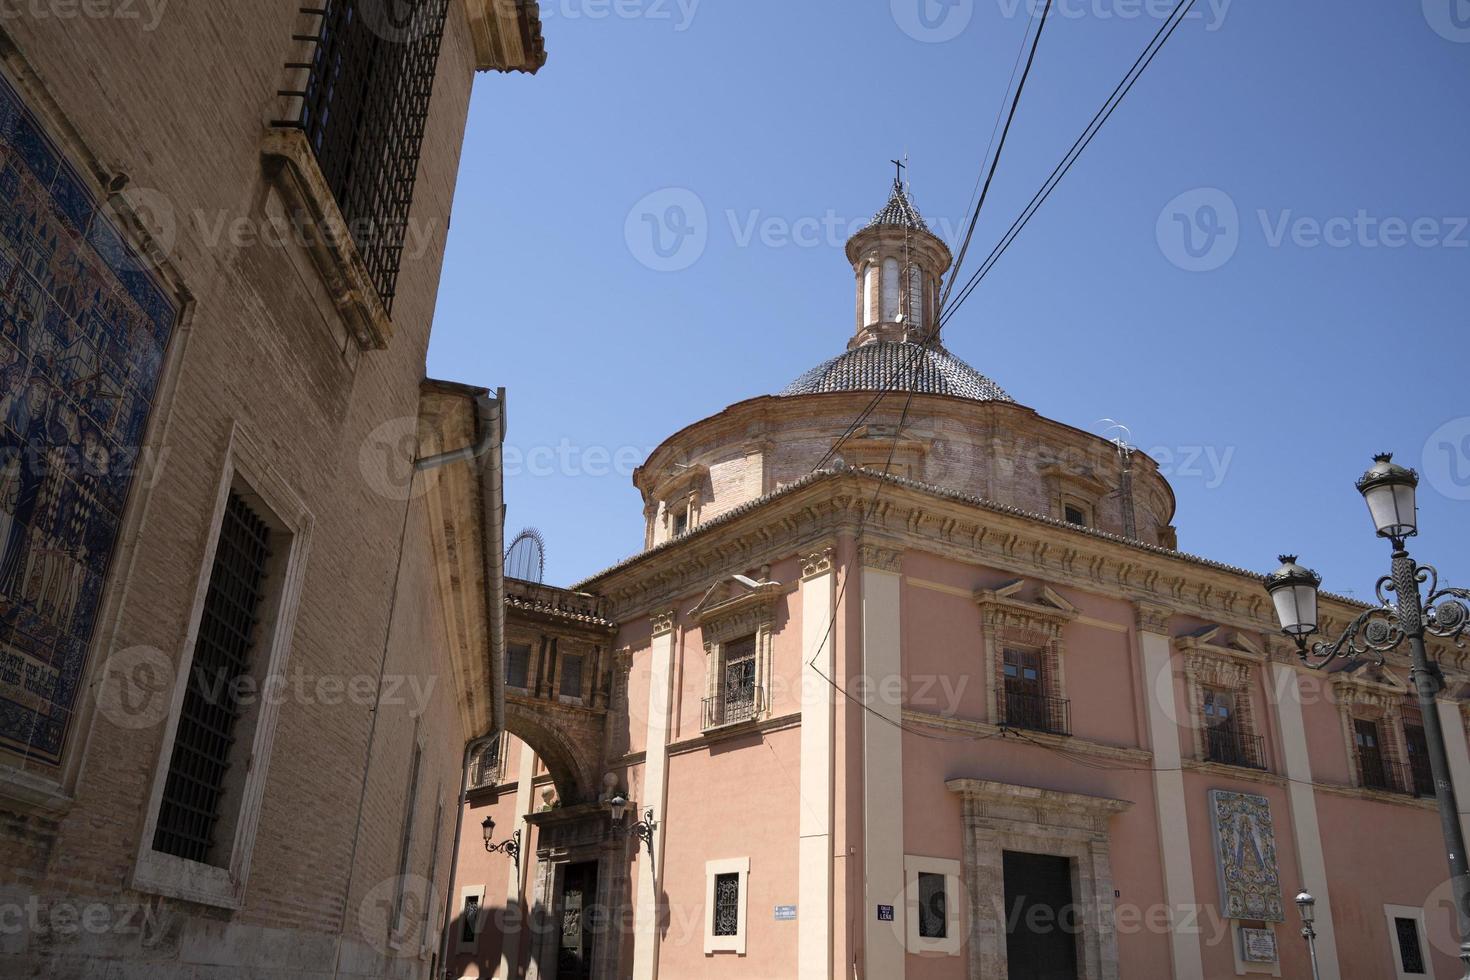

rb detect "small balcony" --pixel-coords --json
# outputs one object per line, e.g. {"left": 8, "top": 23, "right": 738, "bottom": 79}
{"left": 1203, "top": 727, "right": 1267, "bottom": 771}
{"left": 1000, "top": 690, "right": 1071, "bottom": 737}
{"left": 1358, "top": 746, "right": 1423, "bottom": 797}
{"left": 703, "top": 685, "right": 764, "bottom": 730}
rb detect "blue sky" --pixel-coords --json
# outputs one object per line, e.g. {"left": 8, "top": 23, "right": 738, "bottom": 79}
{"left": 426, "top": 0, "right": 1470, "bottom": 604}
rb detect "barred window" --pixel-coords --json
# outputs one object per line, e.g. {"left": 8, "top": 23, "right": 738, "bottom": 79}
{"left": 462, "top": 894, "right": 481, "bottom": 944}
{"left": 712, "top": 872, "right": 740, "bottom": 937}
{"left": 278, "top": 0, "right": 451, "bottom": 311}
{"left": 153, "top": 492, "right": 272, "bottom": 865}
{"left": 506, "top": 643, "right": 531, "bottom": 689}
{"left": 917, "top": 871, "right": 947, "bottom": 939}
{"left": 1395, "top": 916, "right": 1426, "bottom": 974}
{"left": 561, "top": 653, "right": 584, "bottom": 699}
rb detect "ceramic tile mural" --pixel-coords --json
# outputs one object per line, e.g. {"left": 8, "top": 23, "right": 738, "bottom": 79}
{"left": 0, "top": 71, "right": 178, "bottom": 765}
{"left": 1208, "top": 789, "right": 1285, "bottom": 922}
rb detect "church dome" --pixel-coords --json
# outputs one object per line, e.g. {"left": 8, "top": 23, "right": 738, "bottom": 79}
{"left": 780, "top": 340, "right": 1013, "bottom": 402}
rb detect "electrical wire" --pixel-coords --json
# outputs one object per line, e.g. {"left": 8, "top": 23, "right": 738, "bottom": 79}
{"left": 940, "top": 0, "right": 1201, "bottom": 327}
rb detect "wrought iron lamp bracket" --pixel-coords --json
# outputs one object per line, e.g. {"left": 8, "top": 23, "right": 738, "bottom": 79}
{"left": 1290, "top": 561, "right": 1470, "bottom": 668}
{"left": 485, "top": 828, "right": 522, "bottom": 863}
{"left": 627, "top": 808, "right": 657, "bottom": 850}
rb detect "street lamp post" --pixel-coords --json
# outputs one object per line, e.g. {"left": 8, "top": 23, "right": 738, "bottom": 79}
{"left": 1265, "top": 453, "right": 1470, "bottom": 980}
{"left": 1295, "top": 891, "right": 1322, "bottom": 980}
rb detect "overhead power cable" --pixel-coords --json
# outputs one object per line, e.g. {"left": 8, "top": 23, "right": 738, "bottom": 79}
{"left": 940, "top": 0, "right": 1201, "bottom": 327}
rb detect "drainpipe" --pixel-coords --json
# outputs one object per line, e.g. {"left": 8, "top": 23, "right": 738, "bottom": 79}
{"left": 420, "top": 389, "right": 509, "bottom": 979}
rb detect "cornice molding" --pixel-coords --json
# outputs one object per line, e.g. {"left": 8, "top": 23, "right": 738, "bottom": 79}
{"left": 650, "top": 609, "right": 676, "bottom": 638}
{"left": 858, "top": 543, "right": 902, "bottom": 573}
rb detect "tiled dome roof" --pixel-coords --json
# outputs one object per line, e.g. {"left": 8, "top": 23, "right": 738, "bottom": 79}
{"left": 781, "top": 341, "right": 1013, "bottom": 402}
{"left": 866, "top": 178, "right": 930, "bottom": 233}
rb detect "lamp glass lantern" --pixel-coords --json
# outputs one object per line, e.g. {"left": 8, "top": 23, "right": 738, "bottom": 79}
{"left": 1356, "top": 453, "right": 1419, "bottom": 540}
{"left": 1265, "top": 556, "right": 1323, "bottom": 637}
{"left": 1295, "top": 891, "right": 1316, "bottom": 924}
{"left": 609, "top": 794, "right": 628, "bottom": 822}
{"left": 481, "top": 815, "right": 495, "bottom": 847}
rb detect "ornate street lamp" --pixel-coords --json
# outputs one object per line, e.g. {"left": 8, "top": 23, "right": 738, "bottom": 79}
{"left": 608, "top": 794, "right": 658, "bottom": 850}
{"left": 1295, "top": 891, "right": 1321, "bottom": 980}
{"left": 481, "top": 815, "right": 521, "bottom": 863}
{"left": 1265, "top": 453, "right": 1470, "bottom": 979}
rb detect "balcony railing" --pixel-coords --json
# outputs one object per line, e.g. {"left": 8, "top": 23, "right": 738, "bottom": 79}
{"left": 1001, "top": 690, "right": 1071, "bottom": 737}
{"left": 1357, "top": 746, "right": 1426, "bottom": 796}
{"left": 1409, "top": 752, "right": 1436, "bottom": 798}
{"left": 1204, "top": 727, "right": 1267, "bottom": 770}
{"left": 703, "top": 685, "right": 764, "bottom": 730}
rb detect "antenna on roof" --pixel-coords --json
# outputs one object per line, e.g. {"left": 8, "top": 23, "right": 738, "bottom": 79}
{"left": 1097, "top": 419, "right": 1138, "bottom": 539}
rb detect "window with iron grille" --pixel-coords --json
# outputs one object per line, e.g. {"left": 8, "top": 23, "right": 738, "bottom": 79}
{"left": 712, "top": 872, "right": 740, "bottom": 937}
{"left": 1395, "top": 916, "right": 1426, "bottom": 974}
{"left": 917, "top": 871, "right": 948, "bottom": 939}
{"left": 152, "top": 492, "right": 272, "bottom": 865}
{"left": 462, "top": 894, "right": 481, "bottom": 944}
{"left": 506, "top": 643, "right": 531, "bottom": 689}
{"left": 561, "top": 653, "right": 584, "bottom": 699}
{"left": 277, "top": 0, "right": 451, "bottom": 312}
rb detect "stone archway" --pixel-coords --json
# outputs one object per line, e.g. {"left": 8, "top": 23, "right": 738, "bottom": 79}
{"left": 504, "top": 694, "right": 606, "bottom": 806}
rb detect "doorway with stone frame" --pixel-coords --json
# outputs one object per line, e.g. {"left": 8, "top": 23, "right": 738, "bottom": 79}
{"left": 947, "top": 779, "right": 1132, "bottom": 980}
{"left": 522, "top": 804, "right": 632, "bottom": 980}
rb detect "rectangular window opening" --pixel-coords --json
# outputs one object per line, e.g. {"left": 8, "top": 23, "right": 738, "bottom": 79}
{"left": 462, "top": 894, "right": 480, "bottom": 944}
{"left": 561, "top": 653, "right": 584, "bottom": 699}
{"left": 1395, "top": 916, "right": 1426, "bottom": 974}
{"left": 712, "top": 872, "right": 740, "bottom": 937}
{"left": 917, "top": 871, "right": 948, "bottom": 939}
{"left": 152, "top": 490, "right": 275, "bottom": 866}
{"left": 506, "top": 643, "right": 531, "bottom": 689}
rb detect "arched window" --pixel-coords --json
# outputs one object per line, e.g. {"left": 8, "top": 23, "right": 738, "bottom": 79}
{"left": 863, "top": 263, "right": 880, "bottom": 325}
{"left": 882, "top": 258, "right": 901, "bottom": 321}
{"left": 907, "top": 266, "right": 925, "bottom": 331}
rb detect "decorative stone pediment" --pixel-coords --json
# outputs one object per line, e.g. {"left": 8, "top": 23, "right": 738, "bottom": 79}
{"left": 974, "top": 579, "right": 1077, "bottom": 641}
{"left": 1329, "top": 664, "right": 1411, "bottom": 711}
{"left": 947, "top": 778, "right": 1132, "bottom": 833}
{"left": 693, "top": 574, "right": 782, "bottom": 645}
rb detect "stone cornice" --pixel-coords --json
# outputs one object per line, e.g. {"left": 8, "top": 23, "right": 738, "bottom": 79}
{"left": 946, "top": 778, "right": 1133, "bottom": 830}
{"left": 974, "top": 588, "right": 1077, "bottom": 638}
{"left": 858, "top": 543, "right": 902, "bottom": 573}
{"left": 576, "top": 471, "right": 1456, "bottom": 681}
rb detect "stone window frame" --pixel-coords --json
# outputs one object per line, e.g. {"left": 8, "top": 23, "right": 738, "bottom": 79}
{"left": 654, "top": 464, "right": 708, "bottom": 545}
{"left": 1383, "top": 903, "right": 1429, "bottom": 980}
{"left": 131, "top": 423, "right": 313, "bottom": 910}
{"left": 704, "top": 856, "right": 750, "bottom": 955}
{"left": 974, "top": 582, "right": 1077, "bottom": 730}
{"left": 457, "top": 882, "right": 486, "bottom": 953}
{"left": 1176, "top": 630, "right": 1265, "bottom": 769}
{"left": 904, "top": 854, "right": 962, "bottom": 956}
{"left": 947, "top": 779, "right": 1131, "bottom": 980}
{"left": 694, "top": 575, "right": 783, "bottom": 732}
{"left": 1329, "top": 668, "right": 1413, "bottom": 793}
